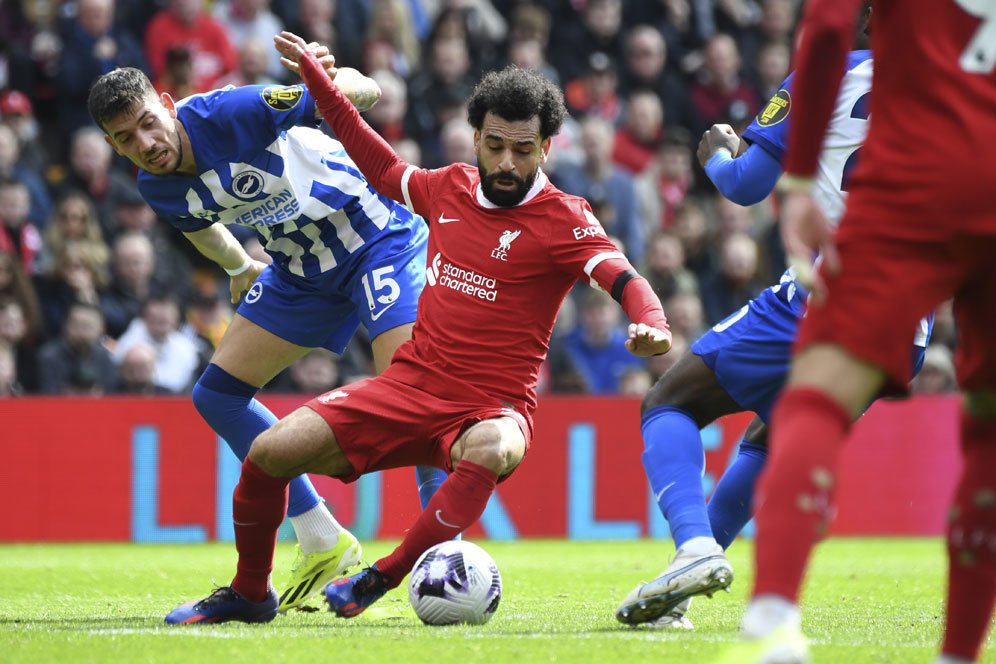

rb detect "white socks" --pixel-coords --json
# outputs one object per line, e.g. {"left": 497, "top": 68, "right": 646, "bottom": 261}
{"left": 741, "top": 594, "right": 801, "bottom": 639}
{"left": 677, "top": 536, "right": 723, "bottom": 557}
{"left": 288, "top": 502, "right": 343, "bottom": 554}
{"left": 934, "top": 656, "right": 975, "bottom": 664}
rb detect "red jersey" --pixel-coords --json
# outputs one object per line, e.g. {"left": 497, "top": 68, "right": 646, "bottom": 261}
{"left": 391, "top": 164, "right": 626, "bottom": 415}
{"left": 785, "top": 0, "right": 996, "bottom": 232}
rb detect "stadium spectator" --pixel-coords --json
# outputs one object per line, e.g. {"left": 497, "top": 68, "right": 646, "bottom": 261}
{"left": 406, "top": 37, "right": 477, "bottom": 161}
{"left": 114, "top": 343, "right": 170, "bottom": 395}
{"left": 688, "top": 33, "right": 760, "bottom": 135}
{"left": 438, "top": 117, "right": 476, "bottom": 167}
{"left": 549, "top": 0, "right": 625, "bottom": 85}
{"left": 55, "top": 127, "right": 138, "bottom": 236}
{"left": 634, "top": 130, "right": 696, "bottom": 233}
{"left": 554, "top": 116, "right": 644, "bottom": 266}
{"left": 0, "top": 122, "right": 51, "bottom": 227}
{"left": 754, "top": 40, "right": 791, "bottom": 102}
{"left": 364, "top": 68, "right": 411, "bottom": 145}
{"left": 36, "top": 300, "right": 116, "bottom": 394}
{"left": 113, "top": 295, "right": 204, "bottom": 394}
{"left": 0, "top": 89, "right": 46, "bottom": 174}
{"left": 268, "top": 348, "right": 342, "bottom": 393}
{"left": 0, "top": 339, "right": 19, "bottom": 396}
{"left": 281, "top": 0, "right": 367, "bottom": 71}
{"left": 111, "top": 187, "right": 193, "bottom": 295}
{"left": 34, "top": 241, "right": 110, "bottom": 340}
{"left": 642, "top": 231, "right": 699, "bottom": 303}
{"left": 619, "top": 25, "right": 696, "bottom": 132}
{"left": 0, "top": 177, "right": 42, "bottom": 274}
{"left": 618, "top": 365, "right": 653, "bottom": 396}
{"left": 0, "top": 296, "right": 36, "bottom": 392}
{"left": 144, "top": 0, "right": 238, "bottom": 93}
{"left": 699, "top": 232, "right": 763, "bottom": 325}
{"left": 611, "top": 90, "right": 665, "bottom": 174}
{"left": 506, "top": 37, "right": 559, "bottom": 87}
{"left": 216, "top": 39, "right": 280, "bottom": 88}
{"left": 563, "top": 52, "right": 622, "bottom": 125}
{"left": 663, "top": 290, "right": 707, "bottom": 342}
{"left": 0, "top": 250, "right": 41, "bottom": 340}
{"left": 562, "top": 289, "right": 649, "bottom": 394}
{"left": 102, "top": 232, "right": 165, "bottom": 340}
{"left": 365, "top": 0, "right": 421, "bottom": 78}
{"left": 38, "top": 192, "right": 110, "bottom": 277}
{"left": 671, "top": 199, "right": 714, "bottom": 279}
{"left": 57, "top": 0, "right": 149, "bottom": 141}
{"left": 213, "top": 0, "right": 285, "bottom": 81}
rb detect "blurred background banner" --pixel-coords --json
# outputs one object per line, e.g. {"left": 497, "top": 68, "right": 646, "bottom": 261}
{"left": 0, "top": 395, "right": 961, "bottom": 542}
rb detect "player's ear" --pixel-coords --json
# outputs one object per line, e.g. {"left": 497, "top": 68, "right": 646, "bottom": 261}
{"left": 540, "top": 136, "right": 552, "bottom": 164}
{"left": 473, "top": 129, "right": 481, "bottom": 154}
{"left": 160, "top": 92, "right": 177, "bottom": 117}
{"left": 103, "top": 134, "right": 122, "bottom": 156}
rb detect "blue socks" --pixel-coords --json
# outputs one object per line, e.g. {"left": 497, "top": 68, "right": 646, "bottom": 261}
{"left": 415, "top": 465, "right": 460, "bottom": 540}
{"left": 641, "top": 405, "right": 713, "bottom": 549}
{"left": 708, "top": 438, "right": 767, "bottom": 549}
{"left": 192, "top": 363, "right": 321, "bottom": 518}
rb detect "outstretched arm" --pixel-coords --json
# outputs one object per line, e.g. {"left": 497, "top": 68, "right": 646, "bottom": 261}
{"left": 274, "top": 31, "right": 410, "bottom": 203}
{"left": 589, "top": 257, "right": 672, "bottom": 357}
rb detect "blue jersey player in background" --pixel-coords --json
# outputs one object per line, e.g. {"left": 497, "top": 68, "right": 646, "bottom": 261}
{"left": 616, "top": 32, "right": 932, "bottom": 628}
{"left": 87, "top": 47, "right": 448, "bottom": 614}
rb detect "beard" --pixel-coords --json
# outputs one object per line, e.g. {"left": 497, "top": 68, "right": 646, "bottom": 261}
{"left": 478, "top": 165, "right": 537, "bottom": 207}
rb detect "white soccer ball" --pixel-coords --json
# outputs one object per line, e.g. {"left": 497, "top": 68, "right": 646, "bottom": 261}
{"left": 408, "top": 540, "right": 502, "bottom": 626}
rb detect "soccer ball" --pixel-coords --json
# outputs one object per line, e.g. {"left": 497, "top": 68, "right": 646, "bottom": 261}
{"left": 408, "top": 540, "right": 502, "bottom": 626}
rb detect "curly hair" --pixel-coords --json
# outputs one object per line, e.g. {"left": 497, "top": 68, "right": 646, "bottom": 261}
{"left": 87, "top": 67, "right": 158, "bottom": 132}
{"left": 466, "top": 67, "right": 567, "bottom": 139}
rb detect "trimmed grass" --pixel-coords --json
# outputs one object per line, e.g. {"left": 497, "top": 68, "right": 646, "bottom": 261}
{"left": 1, "top": 539, "right": 991, "bottom": 663}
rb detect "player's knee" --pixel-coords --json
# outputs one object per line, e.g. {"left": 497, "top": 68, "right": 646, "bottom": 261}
{"left": 458, "top": 422, "right": 524, "bottom": 476}
{"left": 247, "top": 429, "right": 287, "bottom": 477}
{"left": 190, "top": 378, "right": 212, "bottom": 418}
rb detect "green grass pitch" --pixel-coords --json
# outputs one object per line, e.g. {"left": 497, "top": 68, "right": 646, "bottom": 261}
{"left": 1, "top": 538, "right": 992, "bottom": 663}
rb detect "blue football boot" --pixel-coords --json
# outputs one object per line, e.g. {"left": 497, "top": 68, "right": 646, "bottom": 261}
{"left": 165, "top": 586, "right": 278, "bottom": 625}
{"left": 324, "top": 565, "right": 392, "bottom": 618}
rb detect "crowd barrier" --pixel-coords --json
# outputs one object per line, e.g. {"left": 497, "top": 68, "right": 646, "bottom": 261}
{"left": 0, "top": 394, "right": 961, "bottom": 542}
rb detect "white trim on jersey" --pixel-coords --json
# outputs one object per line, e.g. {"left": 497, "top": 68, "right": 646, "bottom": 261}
{"left": 582, "top": 251, "right": 627, "bottom": 287}
{"left": 475, "top": 169, "right": 548, "bottom": 209}
{"left": 401, "top": 165, "right": 417, "bottom": 213}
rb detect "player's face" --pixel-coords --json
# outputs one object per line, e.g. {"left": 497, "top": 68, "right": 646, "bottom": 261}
{"left": 475, "top": 112, "right": 551, "bottom": 207}
{"left": 102, "top": 93, "right": 183, "bottom": 176}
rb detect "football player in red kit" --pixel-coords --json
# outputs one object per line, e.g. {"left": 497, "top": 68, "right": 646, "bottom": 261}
{"left": 723, "top": 1, "right": 996, "bottom": 662}
{"left": 161, "top": 32, "right": 671, "bottom": 625}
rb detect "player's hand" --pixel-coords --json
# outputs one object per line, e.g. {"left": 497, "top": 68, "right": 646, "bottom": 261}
{"left": 696, "top": 124, "right": 740, "bottom": 168}
{"left": 228, "top": 260, "right": 267, "bottom": 304}
{"left": 780, "top": 190, "right": 839, "bottom": 306}
{"left": 274, "top": 31, "right": 337, "bottom": 81}
{"left": 625, "top": 323, "right": 672, "bottom": 357}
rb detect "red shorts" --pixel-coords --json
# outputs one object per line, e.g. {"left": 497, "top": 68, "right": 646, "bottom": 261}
{"left": 797, "top": 201, "right": 996, "bottom": 392}
{"left": 304, "top": 368, "right": 531, "bottom": 483}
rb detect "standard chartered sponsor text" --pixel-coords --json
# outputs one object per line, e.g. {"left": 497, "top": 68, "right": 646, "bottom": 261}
{"left": 440, "top": 263, "right": 497, "bottom": 301}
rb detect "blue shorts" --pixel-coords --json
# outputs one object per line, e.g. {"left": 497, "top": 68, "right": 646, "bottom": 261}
{"left": 692, "top": 281, "right": 929, "bottom": 423}
{"left": 237, "top": 222, "right": 428, "bottom": 353}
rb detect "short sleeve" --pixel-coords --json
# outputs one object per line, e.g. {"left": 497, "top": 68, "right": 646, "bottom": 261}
{"left": 742, "top": 73, "right": 795, "bottom": 163}
{"left": 547, "top": 200, "right": 629, "bottom": 283}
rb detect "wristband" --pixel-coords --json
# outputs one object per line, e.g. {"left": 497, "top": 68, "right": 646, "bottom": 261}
{"left": 224, "top": 258, "right": 251, "bottom": 276}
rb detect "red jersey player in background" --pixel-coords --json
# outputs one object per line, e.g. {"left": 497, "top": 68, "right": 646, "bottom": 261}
{"left": 161, "top": 31, "right": 672, "bottom": 625}
{"left": 720, "top": 1, "right": 996, "bottom": 662}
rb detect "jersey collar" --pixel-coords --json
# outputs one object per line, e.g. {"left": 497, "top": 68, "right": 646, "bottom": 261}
{"left": 475, "top": 168, "right": 548, "bottom": 209}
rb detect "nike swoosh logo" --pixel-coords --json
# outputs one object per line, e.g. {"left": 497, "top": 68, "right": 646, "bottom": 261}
{"left": 232, "top": 520, "right": 258, "bottom": 526}
{"left": 437, "top": 213, "right": 459, "bottom": 224}
{"left": 655, "top": 482, "right": 676, "bottom": 502}
{"left": 435, "top": 509, "right": 460, "bottom": 529}
{"left": 369, "top": 300, "right": 397, "bottom": 322}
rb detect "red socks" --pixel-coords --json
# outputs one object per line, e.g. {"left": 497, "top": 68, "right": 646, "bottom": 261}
{"left": 377, "top": 461, "right": 498, "bottom": 586}
{"left": 753, "top": 387, "right": 851, "bottom": 603}
{"left": 941, "top": 415, "right": 996, "bottom": 661}
{"left": 231, "top": 459, "right": 290, "bottom": 602}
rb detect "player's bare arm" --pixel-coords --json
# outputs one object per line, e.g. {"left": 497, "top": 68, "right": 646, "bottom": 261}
{"left": 696, "top": 124, "right": 741, "bottom": 168}
{"left": 274, "top": 32, "right": 381, "bottom": 112}
{"left": 183, "top": 223, "right": 266, "bottom": 304}
{"left": 777, "top": 184, "right": 839, "bottom": 306}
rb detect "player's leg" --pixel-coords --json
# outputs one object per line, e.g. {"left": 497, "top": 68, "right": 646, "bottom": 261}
{"left": 938, "top": 266, "right": 996, "bottom": 663}
{"left": 708, "top": 416, "right": 768, "bottom": 549}
{"left": 325, "top": 413, "right": 527, "bottom": 618}
{"left": 166, "top": 406, "right": 354, "bottom": 624}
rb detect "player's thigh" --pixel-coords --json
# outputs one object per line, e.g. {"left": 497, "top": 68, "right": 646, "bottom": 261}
{"left": 450, "top": 416, "right": 527, "bottom": 477}
{"left": 953, "top": 238, "right": 996, "bottom": 417}
{"left": 210, "top": 313, "right": 312, "bottom": 387}
{"left": 349, "top": 226, "right": 426, "bottom": 348}
{"left": 370, "top": 322, "right": 414, "bottom": 374}
{"left": 248, "top": 406, "right": 353, "bottom": 478}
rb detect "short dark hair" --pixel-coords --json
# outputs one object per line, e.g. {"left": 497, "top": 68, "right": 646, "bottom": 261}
{"left": 87, "top": 67, "right": 158, "bottom": 132}
{"left": 466, "top": 67, "right": 567, "bottom": 140}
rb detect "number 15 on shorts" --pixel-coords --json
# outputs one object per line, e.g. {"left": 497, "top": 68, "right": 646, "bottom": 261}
{"left": 362, "top": 265, "right": 401, "bottom": 312}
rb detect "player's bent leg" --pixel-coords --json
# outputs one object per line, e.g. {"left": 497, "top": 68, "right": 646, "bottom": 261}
{"left": 708, "top": 418, "right": 768, "bottom": 549}
{"left": 618, "top": 353, "right": 737, "bottom": 626}
{"left": 325, "top": 418, "right": 525, "bottom": 619}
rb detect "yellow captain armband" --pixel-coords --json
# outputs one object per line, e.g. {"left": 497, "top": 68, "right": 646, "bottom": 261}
{"left": 776, "top": 173, "right": 816, "bottom": 194}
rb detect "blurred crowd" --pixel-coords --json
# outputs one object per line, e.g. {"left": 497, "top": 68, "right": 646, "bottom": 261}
{"left": 0, "top": 0, "right": 956, "bottom": 398}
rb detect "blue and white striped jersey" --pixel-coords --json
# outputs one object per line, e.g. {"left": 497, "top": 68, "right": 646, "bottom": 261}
{"left": 138, "top": 84, "right": 422, "bottom": 281}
